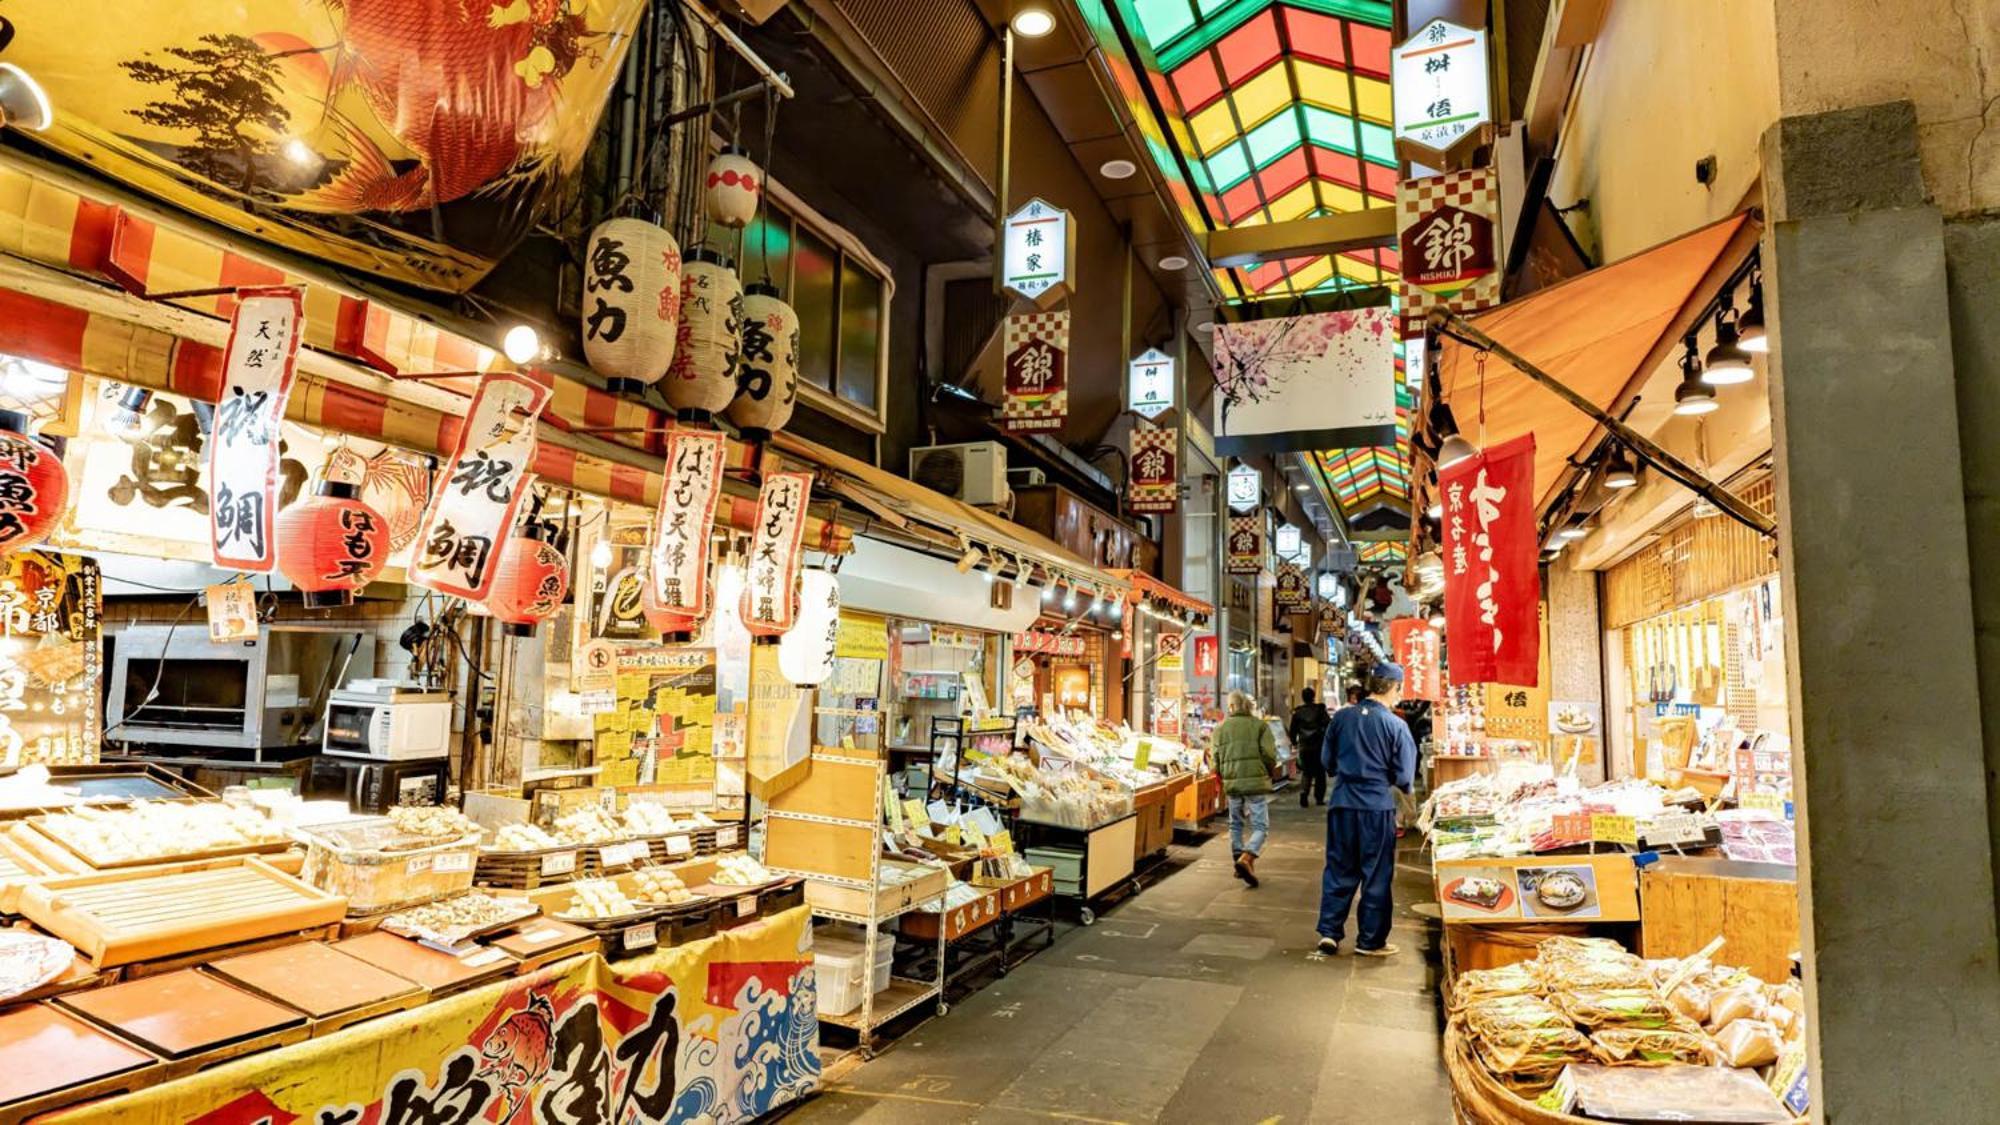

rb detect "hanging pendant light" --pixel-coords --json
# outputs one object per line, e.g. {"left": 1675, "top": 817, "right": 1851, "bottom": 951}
{"left": 277, "top": 481, "right": 389, "bottom": 608}
{"left": 665, "top": 249, "right": 745, "bottom": 422}
{"left": 581, "top": 217, "right": 681, "bottom": 396}
{"left": 486, "top": 526, "right": 571, "bottom": 637}
{"left": 1674, "top": 339, "right": 1719, "bottom": 415}
{"left": 1738, "top": 275, "right": 1768, "bottom": 354}
{"left": 704, "top": 147, "right": 763, "bottom": 230}
{"left": 1702, "top": 303, "right": 1755, "bottom": 385}
{"left": 727, "top": 281, "right": 800, "bottom": 439}
{"left": 0, "top": 410, "right": 65, "bottom": 553}
{"left": 1603, "top": 446, "right": 1640, "bottom": 490}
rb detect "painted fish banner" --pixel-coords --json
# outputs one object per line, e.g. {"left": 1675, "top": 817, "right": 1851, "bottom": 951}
{"left": 46, "top": 906, "right": 821, "bottom": 1124}
{"left": 2, "top": 0, "right": 647, "bottom": 291}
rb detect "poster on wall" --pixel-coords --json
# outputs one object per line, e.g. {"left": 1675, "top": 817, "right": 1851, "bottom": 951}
{"left": 0, "top": 1, "right": 651, "bottom": 292}
{"left": 1212, "top": 307, "right": 1397, "bottom": 457}
{"left": 1128, "top": 426, "right": 1177, "bottom": 513}
{"left": 1001, "top": 310, "right": 1070, "bottom": 433}
{"left": 1441, "top": 432, "right": 1539, "bottom": 686}
{"left": 0, "top": 551, "right": 100, "bottom": 766}
{"left": 592, "top": 523, "right": 652, "bottom": 640}
{"left": 592, "top": 647, "right": 716, "bottom": 789}
{"left": 747, "top": 641, "right": 810, "bottom": 798}
{"left": 1396, "top": 167, "right": 1501, "bottom": 335}
{"left": 410, "top": 371, "right": 551, "bottom": 600}
{"left": 209, "top": 287, "right": 305, "bottom": 572}
{"left": 1192, "top": 633, "right": 1220, "bottom": 680}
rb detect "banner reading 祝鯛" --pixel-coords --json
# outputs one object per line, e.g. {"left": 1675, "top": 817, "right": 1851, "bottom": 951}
{"left": 1441, "top": 432, "right": 1539, "bottom": 686}
{"left": 210, "top": 287, "right": 305, "bottom": 572}
{"left": 410, "top": 372, "right": 551, "bottom": 601}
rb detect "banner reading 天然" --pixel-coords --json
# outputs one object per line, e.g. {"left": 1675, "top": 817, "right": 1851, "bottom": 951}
{"left": 1441, "top": 433, "right": 1539, "bottom": 686}
{"left": 209, "top": 287, "right": 304, "bottom": 572}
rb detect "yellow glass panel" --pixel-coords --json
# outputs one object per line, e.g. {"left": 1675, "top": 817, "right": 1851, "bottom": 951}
{"left": 1233, "top": 209, "right": 1269, "bottom": 227}
{"left": 1231, "top": 66, "right": 1293, "bottom": 132}
{"left": 1269, "top": 181, "right": 1316, "bottom": 222}
{"left": 1323, "top": 183, "right": 1365, "bottom": 212}
{"left": 1288, "top": 257, "right": 1335, "bottom": 292}
{"left": 1353, "top": 77, "right": 1393, "bottom": 126}
{"left": 1292, "top": 60, "right": 1352, "bottom": 113}
{"left": 1190, "top": 100, "right": 1239, "bottom": 156}
{"left": 1336, "top": 254, "right": 1382, "bottom": 283}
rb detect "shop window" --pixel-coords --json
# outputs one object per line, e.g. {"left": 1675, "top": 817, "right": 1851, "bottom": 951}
{"left": 733, "top": 196, "right": 889, "bottom": 432}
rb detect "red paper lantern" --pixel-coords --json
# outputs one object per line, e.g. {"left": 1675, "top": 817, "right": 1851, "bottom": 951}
{"left": 641, "top": 571, "right": 698, "bottom": 640}
{"left": 486, "top": 529, "right": 570, "bottom": 637}
{"left": 0, "top": 411, "right": 66, "bottom": 554}
{"left": 277, "top": 481, "right": 389, "bottom": 608}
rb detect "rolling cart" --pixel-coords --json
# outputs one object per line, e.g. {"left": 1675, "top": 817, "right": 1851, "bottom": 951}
{"left": 1015, "top": 812, "right": 1139, "bottom": 925}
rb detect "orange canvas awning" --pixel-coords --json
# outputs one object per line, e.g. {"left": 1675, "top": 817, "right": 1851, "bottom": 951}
{"left": 1435, "top": 213, "right": 1760, "bottom": 510}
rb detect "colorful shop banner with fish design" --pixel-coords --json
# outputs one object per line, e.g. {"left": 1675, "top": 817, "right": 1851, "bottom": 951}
{"left": 410, "top": 371, "right": 551, "bottom": 600}
{"left": 46, "top": 907, "right": 819, "bottom": 1125}
{"left": 2, "top": 0, "right": 648, "bottom": 292}
{"left": 209, "top": 286, "right": 304, "bottom": 572}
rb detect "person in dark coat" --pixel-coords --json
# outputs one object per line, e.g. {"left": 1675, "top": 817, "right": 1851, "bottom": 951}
{"left": 1316, "top": 663, "right": 1417, "bottom": 957}
{"left": 1287, "top": 687, "right": 1331, "bottom": 807}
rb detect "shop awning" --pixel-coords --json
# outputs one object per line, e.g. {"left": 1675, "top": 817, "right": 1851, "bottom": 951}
{"left": 1434, "top": 213, "right": 1760, "bottom": 510}
{"left": 1106, "top": 569, "right": 1215, "bottom": 627}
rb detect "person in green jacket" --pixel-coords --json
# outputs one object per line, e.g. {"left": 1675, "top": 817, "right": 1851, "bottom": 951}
{"left": 1213, "top": 690, "right": 1278, "bottom": 887}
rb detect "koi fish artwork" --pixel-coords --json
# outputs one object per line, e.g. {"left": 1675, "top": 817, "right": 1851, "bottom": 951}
{"left": 1, "top": 0, "right": 647, "bottom": 290}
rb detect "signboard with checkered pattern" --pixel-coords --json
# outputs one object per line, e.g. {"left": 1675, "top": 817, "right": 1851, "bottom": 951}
{"left": 1129, "top": 426, "right": 1178, "bottom": 513}
{"left": 1397, "top": 167, "right": 1500, "bottom": 336}
{"left": 1002, "top": 309, "right": 1069, "bottom": 433}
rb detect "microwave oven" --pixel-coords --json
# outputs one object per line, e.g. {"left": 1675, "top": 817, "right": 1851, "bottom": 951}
{"left": 323, "top": 682, "right": 452, "bottom": 761}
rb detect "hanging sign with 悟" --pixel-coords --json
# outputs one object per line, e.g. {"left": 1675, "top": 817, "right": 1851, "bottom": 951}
{"left": 650, "top": 429, "right": 727, "bottom": 625}
{"left": 1000, "top": 198, "right": 1074, "bottom": 306}
{"left": 1002, "top": 310, "right": 1069, "bottom": 433}
{"left": 1128, "top": 426, "right": 1177, "bottom": 513}
{"left": 741, "top": 471, "right": 814, "bottom": 637}
{"left": 1127, "top": 348, "right": 1175, "bottom": 418}
{"left": 1390, "top": 617, "right": 1443, "bottom": 701}
{"left": 1397, "top": 167, "right": 1500, "bottom": 336}
{"left": 1226, "top": 515, "right": 1263, "bottom": 574}
{"left": 1275, "top": 563, "right": 1310, "bottom": 611}
{"left": 210, "top": 287, "right": 305, "bottom": 572}
{"left": 1442, "top": 432, "right": 1540, "bottom": 686}
{"left": 778, "top": 569, "right": 841, "bottom": 685}
{"left": 409, "top": 371, "right": 552, "bottom": 601}
{"left": 1392, "top": 19, "right": 1492, "bottom": 165}
{"left": 1226, "top": 463, "right": 1260, "bottom": 512}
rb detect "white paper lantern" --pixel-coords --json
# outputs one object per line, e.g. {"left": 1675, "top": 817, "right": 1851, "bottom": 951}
{"left": 665, "top": 248, "right": 744, "bottom": 420}
{"left": 779, "top": 569, "right": 840, "bottom": 685}
{"left": 580, "top": 217, "right": 681, "bottom": 395}
{"left": 705, "top": 147, "right": 762, "bottom": 229}
{"left": 728, "top": 282, "right": 800, "bottom": 438}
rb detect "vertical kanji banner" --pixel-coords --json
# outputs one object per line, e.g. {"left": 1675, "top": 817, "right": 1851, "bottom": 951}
{"left": 1441, "top": 433, "right": 1539, "bottom": 686}
{"left": 741, "top": 471, "right": 814, "bottom": 637}
{"left": 410, "top": 372, "right": 552, "bottom": 600}
{"left": 1396, "top": 167, "right": 1500, "bottom": 336}
{"left": 1128, "top": 426, "right": 1178, "bottom": 513}
{"left": 650, "top": 429, "right": 727, "bottom": 625}
{"left": 1001, "top": 310, "right": 1069, "bottom": 433}
{"left": 1390, "top": 617, "right": 1443, "bottom": 701}
{"left": 210, "top": 286, "right": 305, "bottom": 572}
{"left": 1226, "top": 515, "right": 1263, "bottom": 574}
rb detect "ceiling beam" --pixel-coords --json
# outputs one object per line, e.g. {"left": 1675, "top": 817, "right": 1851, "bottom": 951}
{"left": 1201, "top": 209, "right": 1397, "bottom": 269}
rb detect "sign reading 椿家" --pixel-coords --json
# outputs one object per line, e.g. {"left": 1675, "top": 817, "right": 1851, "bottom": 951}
{"left": 1392, "top": 18, "right": 1491, "bottom": 164}
{"left": 1389, "top": 617, "right": 1443, "bottom": 701}
{"left": 1441, "top": 433, "right": 1539, "bottom": 686}
{"left": 410, "top": 372, "right": 552, "bottom": 601}
{"left": 1226, "top": 515, "right": 1263, "bottom": 574}
{"left": 210, "top": 287, "right": 305, "bottom": 572}
{"left": 1128, "top": 427, "right": 1177, "bottom": 513}
{"left": 650, "top": 429, "right": 727, "bottom": 626}
{"left": 1001, "top": 198, "right": 1073, "bottom": 305}
{"left": 1397, "top": 167, "right": 1500, "bottom": 335}
{"left": 1226, "top": 463, "right": 1260, "bottom": 512}
{"left": 1127, "top": 348, "right": 1175, "bottom": 418}
{"left": 1002, "top": 310, "right": 1069, "bottom": 433}
{"left": 741, "top": 471, "right": 814, "bottom": 636}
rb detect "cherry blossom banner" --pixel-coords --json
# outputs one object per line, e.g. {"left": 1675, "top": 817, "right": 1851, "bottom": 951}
{"left": 210, "top": 287, "right": 305, "bottom": 572}
{"left": 1128, "top": 426, "right": 1177, "bottom": 513}
{"left": 1441, "top": 433, "right": 1539, "bottom": 686}
{"left": 1390, "top": 617, "right": 1443, "bottom": 701}
{"left": 410, "top": 372, "right": 552, "bottom": 601}
{"left": 1212, "top": 306, "right": 1397, "bottom": 457}
{"left": 650, "top": 429, "right": 727, "bottom": 626}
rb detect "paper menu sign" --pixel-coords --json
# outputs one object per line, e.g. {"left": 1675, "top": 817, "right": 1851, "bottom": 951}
{"left": 966, "top": 807, "right": 1005, "bottom": 839}
{"left": 927, "top": 800, "right": 956, "bottom": 827}
{"left": 210, "top": 287, "right": 304, "bottom": 572}
{"left": 1641, "top": 811, "right": 1704, "bottom": 847}
{"left": 1589, "top": 814, "right": 1638, "bottom": 845}
{"left": 902, "top": 800, "right": 930, "bottom": 830}
{"left": 409, "top": 371, "right": 552, "bottom": 600}
{"left": 205, "top": 582, "right": 258, "bottom": 642}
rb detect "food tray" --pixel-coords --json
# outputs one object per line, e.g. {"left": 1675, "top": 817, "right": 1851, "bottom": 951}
{"left": 0, "top": 762, "right": 213, "bottom": 821}
{"left": 0, "top": 834, "right": 51, "bottom": 914}
{"left": 18, "top": 857, "right": 349, "bottom": 968}
{"left": 28, "top": 810, "right": 292, "bottom": 871}
{"left": 474, "top": 845, "right": 591, "bottom": 891}
{"left": 380, "top": 895, "right": 542, "bottom": 949}
{"left": 0, "top": 1003, "right": 159, "bottom": 1120}
{"left": 490, "top": 919, "right": 600, "bottom": 972}
{"left": 331, "top": 931, "right": 517, "bottom": 998}
{"left": 298, "top": 819, "right": 481, "bottom": 915}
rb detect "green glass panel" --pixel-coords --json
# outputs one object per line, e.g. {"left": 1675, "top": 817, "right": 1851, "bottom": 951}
{"left": 793, "top": 223, "right": 838, "bottom": 393}
{"left": 1204, "top": 141, "right": 1251, "bottom": 191}
{"left": 838, "top": 262, "right": 882, "bottom": 410}
{"left": 1358, "top": 121, "right": 1396, "bottom": 165}
{"left": 739, "top": 212, "right": 791, "bottom": 293}
{"left": 1132, "top": 0, "right": 1197, "bottom": 46}
{"left": 1302, "top": 105, "right": 1355, "bottom": 152}
{"left": 1244, "top": 111, "right": 1302, "bottom": 167}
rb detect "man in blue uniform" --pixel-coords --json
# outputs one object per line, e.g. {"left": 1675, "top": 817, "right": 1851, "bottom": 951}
{"left": 1316, "top": 662, "right": 1417, "bottom": 957}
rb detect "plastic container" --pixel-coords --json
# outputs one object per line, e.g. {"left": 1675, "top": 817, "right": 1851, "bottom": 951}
{"left": 297, "top": 817, "right": 481, "bottom": 915}
{"left": 812, "top": 929, "right": 895, "bottom": 1016}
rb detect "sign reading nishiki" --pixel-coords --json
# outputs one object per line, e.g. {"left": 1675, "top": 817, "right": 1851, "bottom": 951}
{"left": 1441, "top": 433, "right": 1539, "bottom": 686}
{"left": 1002, "top": 311, "right": 1069, "bottom": 433}
{"left": 1389, "top": 617, "right": 1443, "bottom": 701}
{"left": 1129, "top": 427, "right": 1177, "bottom": 513}
{"left": 1396, "top": 168, "right": 1500, "bottom": 334}
{"left": 650, "top": 429, "right": 726, "bottom": 625}
{"left": 1275, "top": 563, "right": 1309, "bottom": 611}
{"left": 742, "top": 471, "right": 814, "bottom": 636}
{"left": 209, "top": 287, "right": 304, "bottom": 572}
{"left": 1226, "top": 515, "right": 1263, "bottom": 574}
{"left": 410, "top": 372, "right": 552, "bottom": 600}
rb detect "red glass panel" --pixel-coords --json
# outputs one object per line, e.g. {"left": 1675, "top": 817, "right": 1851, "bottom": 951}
{"left": 1221, "top": 177, "right": 1267, "bottom": 223}
{"left": 1349, "top": 23, "right": 1392, "bottom": 77}
{"left": 1216, "top": 10, "right": 1282, "bottom": 84}
{"left": 1364, "top": 161, "right": 1398, "bottom": 199}
{"left": 1282, "top": 9, "right": 1348, "bottom": 67}
{"left": 1310, "top": 145, "right": 1363, "bottom": 188}
{"left": 1170, "top": 53, "right": 1226, "bottom": 114}
{"left": 1259, "top": 147, "right": 1312, "bottom": 198}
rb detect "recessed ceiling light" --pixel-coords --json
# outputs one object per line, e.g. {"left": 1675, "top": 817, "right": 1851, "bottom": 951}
{"left": 1100, "top": 158, "right": 1137, "bottom": 179}
{"left": 1010, "top": 8, "right": 1055, "bottom": 37}
{"left": 1157, "top": 255, "right": 1189, "bottom": 271}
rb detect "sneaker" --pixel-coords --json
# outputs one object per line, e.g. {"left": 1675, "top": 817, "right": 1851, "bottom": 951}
{"left": 1354, "top": 943, "right": 1401, "bottom": 958}
{"left": 1316, "top": 937, "right": 1340, "bottom": 955}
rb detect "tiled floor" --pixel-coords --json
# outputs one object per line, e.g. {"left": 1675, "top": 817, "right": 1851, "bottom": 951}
{"left": 779, "top": 796, "right": 1452, "bottom": 1123}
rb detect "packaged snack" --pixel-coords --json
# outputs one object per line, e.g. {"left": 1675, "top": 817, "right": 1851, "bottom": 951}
{"left": 1463, "top": 995, "right": 1574, "bottom": 1036}
{"left": 1451, "top": 963, "right": 1544, "bottom": 1007}
{"left": 1475, "top": 1025, "right": 1594, "bottom": 1089}
{"left": 1714, "top": 1018, "right": 1782, "bottom": 1068}
{"left": 1554, "top": 988, "right": 1682, "bottom": 1030}
{"left": 1707, "top": 983, "right": 1769, "bottom": 1031}
{"left": 1588, "top": 1027, "right": 1714, "bottom": 1066}
{"left": 1666, "top": 981, "right": 1714, "bottom": 1023}
{"left": 1562, "top": 959, "right": 1653, "bottom": 992}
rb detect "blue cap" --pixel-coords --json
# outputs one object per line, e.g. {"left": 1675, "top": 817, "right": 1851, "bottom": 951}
{"left": 1371, "top": 662, "right": 1405, "bottom": 683}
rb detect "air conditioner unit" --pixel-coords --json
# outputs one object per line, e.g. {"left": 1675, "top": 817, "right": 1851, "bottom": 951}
{"left": 1007, "top": 466, "right": 1048, "bottom": 488}
{"left": 909, "top": 441, "right": 1009, "bottom": 506}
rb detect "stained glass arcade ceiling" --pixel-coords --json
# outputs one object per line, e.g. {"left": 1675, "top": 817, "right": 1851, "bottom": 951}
{"left": 1119, "top": 0, "right": 1400, "bottom": 302}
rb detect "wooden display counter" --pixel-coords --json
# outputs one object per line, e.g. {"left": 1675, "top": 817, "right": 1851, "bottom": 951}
{"left": 1430, "top": 754, "right": 1503, "bottom": 787}
{"left": 1172, "top": 773, "right": 1223, "bottom": 830}
{"left": 1638, "top": 856, "right": 1799, "bottom": 982}
{"left": 1131, "top": 773, "right": 1193, "bottom": 861}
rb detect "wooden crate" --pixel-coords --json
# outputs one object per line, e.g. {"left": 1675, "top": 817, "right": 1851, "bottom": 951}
{"left": 474, "top": 846, "right": 589, "bottom": 891}
{"left": 1132, "top": 796, "right": 1175, "bottom": 860}
{"left": 803, "top": 862, "right": 949, "bottom": 920}
{"left": 765, "top": 817, "right": 876, "bottom": 885}
{"left": 1639, "top": 858, "right": 1799, "bottom": 982}
{"left": 18, "top": 857, "right": 349, "bottom": 967}
{"left": 998, "top": 868, "right": 1054, "bottom": 913}
{"left": 900, "top": 885, "right": 1000, "bottom": 942}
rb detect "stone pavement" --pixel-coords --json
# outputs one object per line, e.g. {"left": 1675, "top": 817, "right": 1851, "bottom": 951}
{"left": 778, "top": 795, "right": 1451, "bottom": 1123}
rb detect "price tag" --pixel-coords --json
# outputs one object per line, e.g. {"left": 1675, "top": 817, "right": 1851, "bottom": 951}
{"left": 458, "top": 947, "right": 507, "bottom": 968}
{"left": 541, "top": 851, "right": 578, "bottom": 876}
{"left": 665, "top": 835, "right": 693, "bottom": 857}
{"left": 1551, "top": 813, "right": 1593, "bottom": 845}
{"left": 1133, "top": 740, "right": 1152, "bottom": 771}
{"left": 1642, "top": 812, "right": 1704, "bottom": 847}
{"left": 622, "top": 923, "right": 658, "bottom": 951}
{"left": 405, "top": 855, "right": 434, "bottom": 876}
{"left": 1590, "top": 814, "right": 1638, "bottom": 846}
{"left": 518, "top": 925, "right": 565, "bottom": 946}
{"left": 605, "top": 842, "right": 645, "bottom": 866}
{"left": 432, "top": 851, "right": 473, "bottom": 874}
{"left": 735, "top": 895, "right": 758, "bottom": 918}
{"left": 716, "top": 825, "right": 741, "bottom": 848}
{"left": 1742, "top": 792, "right": 1787, "bottom": 817}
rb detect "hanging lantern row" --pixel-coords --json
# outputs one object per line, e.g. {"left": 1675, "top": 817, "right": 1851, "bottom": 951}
{"left": 485, "top": 527, "right": 571, "bottom": 637}
{"left": 667, "top": 248, "right": 745, "bottom": 422}
{"left": 730, "top": 281, "right": 799, "bottom": 439}
{"left": 277, "top": 481, "right": 389, "bottom": 608}
{"left": 705, "top": 148, "right": 762, "bottom": 229}
{"left": 582, "top": 217, "right": 681, "bottom": 397}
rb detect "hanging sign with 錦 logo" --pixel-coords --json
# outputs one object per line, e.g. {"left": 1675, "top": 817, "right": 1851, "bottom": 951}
{"left": 1001, "top": 198, "right": 1074, "bottom": 305}
{"left": 1442, "top": 432, "right": 1540, "bottom": 686}
{"left": 1127, "top": 348, "right": 1175, "bottom": 418}
{"left": 1275, "top": 563, "right": 1310, "bottom": 612}
{"left": 210, "top": 287, "right": 305, "bottom": 572}
{"left": 650, "top": 429, "right": 726, "bottom": 625}
{"left": 1002, "top": 310, "right": 1069, "bottom": 433}
{"left": 1392, "top": 18, "right": 1492, "bottom": 165}
{"left": 741, "top": 471, "right": 814, "bottom": 637}
{"left": 1227, "top": 515, "right": 1263, "bottom": 574}
{"left": 410, "top": 371, "right": 552, "bottom": 601}
{"left": 1128, "top": 426, "right": 1177, "bottom": 513}
{"left": 1397, "top": 167, "right": 1500, "bottom": 336}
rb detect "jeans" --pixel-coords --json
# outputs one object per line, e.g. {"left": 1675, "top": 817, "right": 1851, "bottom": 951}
{"left": 1228, "top": 793, "right": 1270, "bottom": 857}
{"left": 1318, "top": 807, "right": 1398, "bottom": 949}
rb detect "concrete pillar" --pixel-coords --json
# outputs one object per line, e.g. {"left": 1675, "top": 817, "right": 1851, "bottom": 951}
{"left": 1762, "top": 100, "right": 2000, "bottom": 1119}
